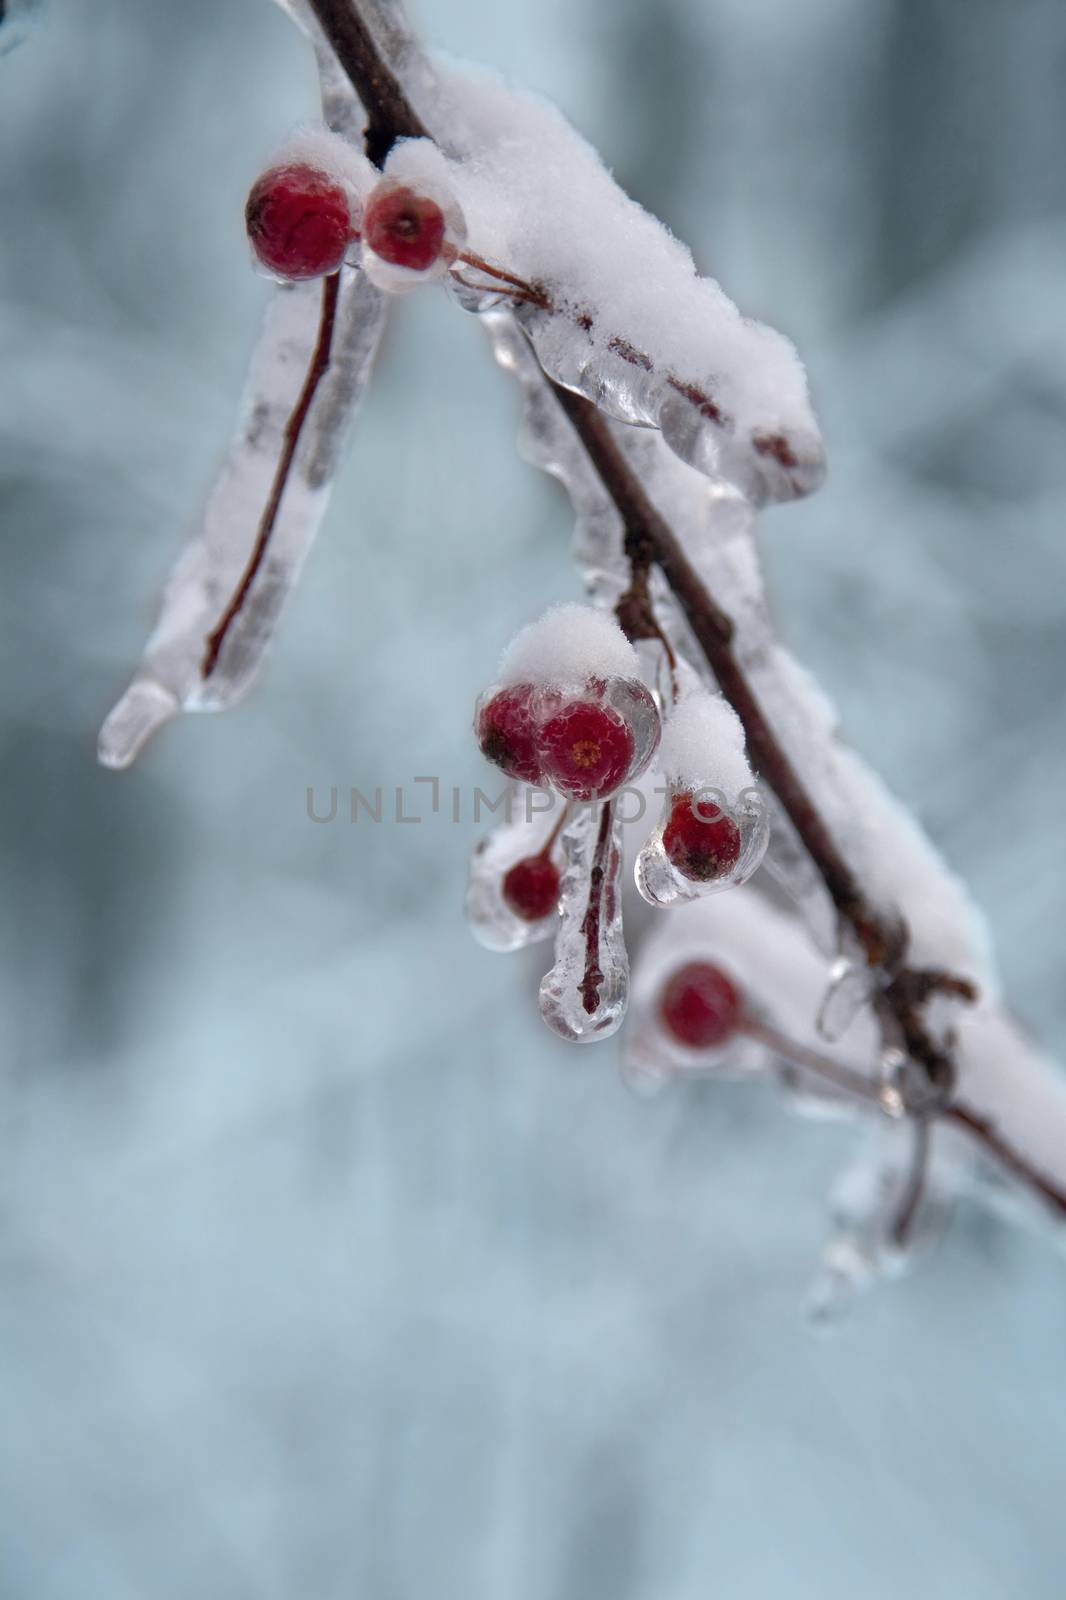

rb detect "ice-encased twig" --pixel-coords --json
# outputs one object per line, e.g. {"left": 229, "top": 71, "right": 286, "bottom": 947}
{"left": 98, "top": 3, "right": 391, "bottom": 770}
{"left": 98, "top": 268, "right": 387, "bottom": 768}
{"left": 539, "top": 801, "right": 628, "bottom": 1043}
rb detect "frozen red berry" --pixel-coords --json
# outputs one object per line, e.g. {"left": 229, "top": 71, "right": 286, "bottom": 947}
{"left": 502, "top": 854, "right": 560, "bottom": 922}
{"left": 662, "top": 792, "right": 741, "bottom": 882}
{"left": 245, "top": 163, "right": 353, "bottom": 280}
{"left": 476, "top": 684, "right": 542, "bottom": 785}
{"left": 659, "top": 961, "right": 741, "bottom": 1050}
{"left": 364, "top": 183, "right": 446, "bottom": 271}
{"left": 539, "top": 699, "right": 634, "bottom": 800}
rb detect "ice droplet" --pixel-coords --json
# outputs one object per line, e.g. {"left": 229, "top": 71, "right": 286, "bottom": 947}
{"left": 465, "top": 787, "right": 563, "bottom": 953}
{"left": 816, "top": 956, "right": 876, "bottom": 1042}
{"left": 635, "top": 786, "right": 769, "bottom": 908}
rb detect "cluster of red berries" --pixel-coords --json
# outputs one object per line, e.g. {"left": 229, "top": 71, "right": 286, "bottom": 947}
{"left": 658, "top": 960, "right": 742, "bottom": 1050}
{"left": 476, "top": 679, "right": 656, "bottom": 803}
{"left": 245, "top": 163, "right": 448, "bottom": 281}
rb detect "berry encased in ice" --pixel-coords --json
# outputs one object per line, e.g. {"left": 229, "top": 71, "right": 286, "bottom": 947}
{"left": 245, "top": 163, "right": 352, "bottom": 280}
{"left": 476, "top": 684, "right": 543, "bottom": 785}
{"left": 659, "top": 961, "right": 741, "bottom": 1050}
{"left": 364, "top": 183, "right": 446, "bottom": 271}
{"left": 502, "top": 854, "right": 560, "bottom": 922}
{"left": 539, "top": 699, "right": 634, "bottom": 800}
{"left": 662, "top": 791, "right": 742, "bottom": 882}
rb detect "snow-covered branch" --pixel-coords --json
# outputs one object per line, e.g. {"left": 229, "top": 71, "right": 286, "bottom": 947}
{"left": 97, "top": 0, "right": 1066, "bottom": 1306}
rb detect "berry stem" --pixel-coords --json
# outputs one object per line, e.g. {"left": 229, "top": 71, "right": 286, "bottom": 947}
{"left": 738, "top": 1016, "right": 888, "bottom": 1109}
{"left": 454, "top": 249, "right": 553, "bottom": 308}
{"left": 539, "top": 801, "right": 571, "bottom": 860}
{"left": 202, "top": 270, "right": 341, "bottom": 680}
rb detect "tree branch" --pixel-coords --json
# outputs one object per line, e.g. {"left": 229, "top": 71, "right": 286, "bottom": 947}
{"left": 296, "top": 0, "right": 1066, "bottom": 1227}
{"left": 304, "top": 0, "right": 427, "bottom": 165}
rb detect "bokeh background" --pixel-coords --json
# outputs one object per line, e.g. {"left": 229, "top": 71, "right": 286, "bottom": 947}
{"left": 2, "top": 1, "right": 1066, "bottom": 1595}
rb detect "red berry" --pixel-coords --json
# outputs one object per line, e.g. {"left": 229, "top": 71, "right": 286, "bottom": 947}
{"left": 502, "top": 854, "right": 560, "bottom": 921}
{"left": 477, "top": 685, "right": 542, "bottom": 785}
{"left": 364, "top": 184, "right": 446, "bottom": 271}
{"left": 659, "top": 961, "right": 741, "bottom": 1050}
{"left": 246, "top": 163, "right": 352, "bottom": 280}
{"left": 539, "top": 700, "right": 634, "bottom": 800}
{"left": 662, "top": 792, "right": 741, "bottom": 882}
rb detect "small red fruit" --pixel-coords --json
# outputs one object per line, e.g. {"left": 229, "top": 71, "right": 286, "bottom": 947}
{"left": 364, "top": 183, "right": 446, "bottom": 271}
{"left": 539, "top": 700, "right": 634, "bottom": 800}
{"left": 502, "top": 854, "right": 560, "bottom": 922}
{"left": 662, "top": 792, "right": 741, "bottom": 882}
{"left": 659, "top": 961, "right": 741, "bottom": 1050}
{"left": 477, "top": 684, "right": 542, "bottom": 785}
{"left": 245, "top": 163, "right": 353, "bottom": 280}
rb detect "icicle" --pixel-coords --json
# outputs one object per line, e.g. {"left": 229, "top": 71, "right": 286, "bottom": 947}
{"left": 483, "top": 311, "right": 629, "bottom": 605}
{"left": 539, "top": 800, "right": 628, "bottom": 1043}
{"left": 816, "top": 906, "right": 907, "bottom": 1042}
{"left": 806, "top": 1122, "right": 955, "bottom": 1326}
{"left": 98, "top": 266, "right": 388, "bottom": 768}
{"left": 816, "top": 956, "right": 878, "bottom": 1043}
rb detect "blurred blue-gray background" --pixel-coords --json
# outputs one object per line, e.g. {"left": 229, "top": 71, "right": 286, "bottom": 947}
{"left": 2, "top": 1, "right": 1065, "bottom": 1596}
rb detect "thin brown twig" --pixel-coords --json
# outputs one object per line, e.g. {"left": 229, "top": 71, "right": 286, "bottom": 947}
{"left": 304, "top": 0, "right": 428, "bottom": 165}
{"left": 740, "top": 1017, "right": 887, "bottom": 1108}
{"left": 578, "top": 801, "right": 614, "bottom": 1015}
{"left": 945, "top": 1104, "right": 1066, "bottom": 1218}
{"left": 202, "top": 271, "right": 341, "bottom": 679}
{"left": 539, "top": 801, "right": 571, "bottom": 859}
{"left": 455, "top": 249, "right": 553, "bottom": 306}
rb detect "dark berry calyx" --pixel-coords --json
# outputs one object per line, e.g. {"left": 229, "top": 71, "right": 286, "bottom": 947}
{"left": 662, "top": 792, "right": 741, "bottom": 882}
{"left": 539, "top": 699, "right": 634, "bottom": 800}
{"left": 476, "top": 684, "right": 542, "bottom": 785}
{"left": 364, "top": 183, "right": 446, "bottom": 271}
{"left": 659, "top": 961, "right": 742, "bottom": 1050}
{"left": 245, "top": 163, "right": 353, "bottom": 280}
{"left": 502, "top": 854, "right": 560, "bottom": 922}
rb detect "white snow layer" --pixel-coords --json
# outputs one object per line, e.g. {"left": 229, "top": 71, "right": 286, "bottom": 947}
{"left": 498, "top": 602, "right": 641, "bottom": 688}
{"left": 264, "top": 124, "right": 377, "bottom": 211}
{"left": 658, "top": 685, "right": 754, "bottom": 797}
{"left": 421, "top": 65, "right": 825, "bottom": 504}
